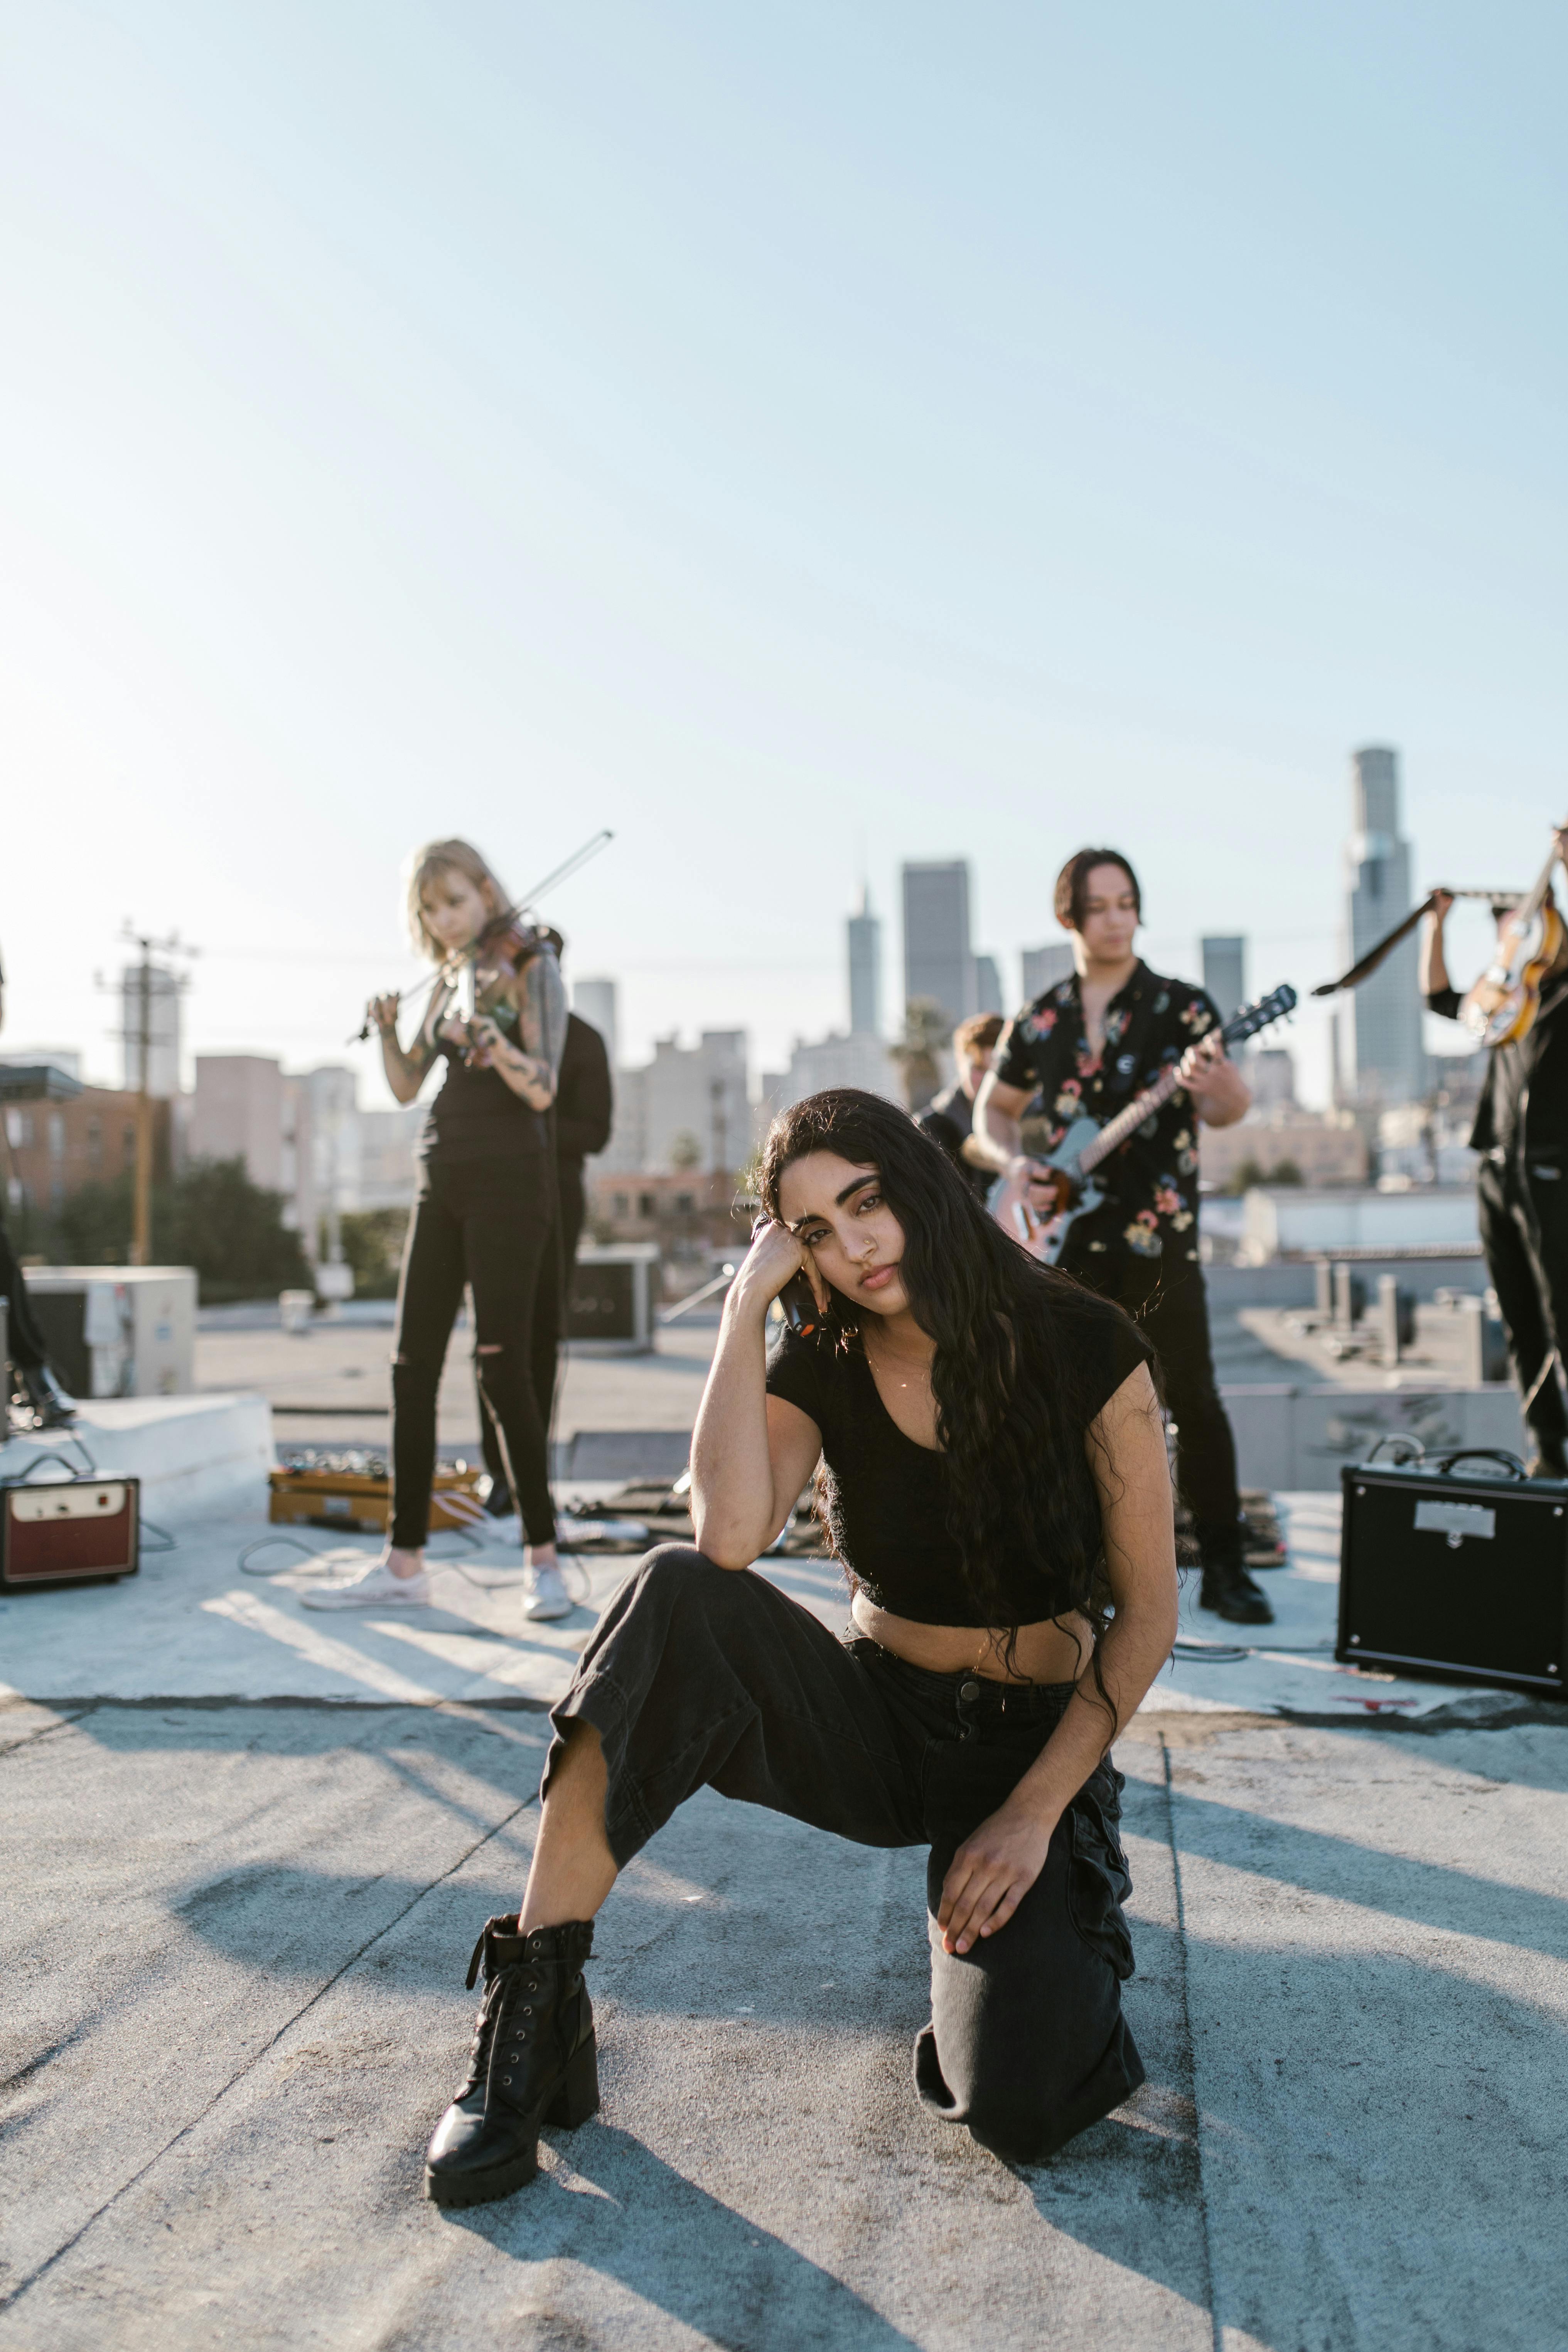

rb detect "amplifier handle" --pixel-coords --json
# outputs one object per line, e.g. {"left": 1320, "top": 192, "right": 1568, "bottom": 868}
{"left": 0, "top": 1431, "right": 99, "bottom": 1485}
{"left": 1364, "top": 1435, "right": 1425, "bottom": 1466}
{"left": 1432, "top": 1449, "right": 1526, "bottom": 1480}
{"left": 2, "top": 1455, "right": 80, "bottom": 1487}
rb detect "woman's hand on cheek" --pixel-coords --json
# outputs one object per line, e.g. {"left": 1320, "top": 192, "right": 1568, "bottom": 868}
{"left": 936, "top": 1801, "right": 1056, "bottom": 1955}
{"left": 733, "top": 1218, "right": 811, "bottom": 1312}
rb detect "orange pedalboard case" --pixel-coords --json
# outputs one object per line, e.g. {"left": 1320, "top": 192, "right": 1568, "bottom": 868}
{"left": 268, "top": 1456, "right": 485, "bottom": 1535}
{"left": 0, "top": 1476, "right": 141, "bottom": 1590}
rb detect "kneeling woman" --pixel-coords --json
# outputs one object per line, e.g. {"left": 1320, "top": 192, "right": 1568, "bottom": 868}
{"left": 424, "top": 1088, "right": 1179, "bottom": 2203}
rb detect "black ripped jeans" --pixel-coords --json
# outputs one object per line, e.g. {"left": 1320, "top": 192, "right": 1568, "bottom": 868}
{"left": 390, "top": 1156, "right": 557, "bottom": 1549}
{"left": 546, "top": 1545, "right": 1144, "bottom": 2165}
{"left": 1478, "top": 1153, "right": 1568, "bottom": 1443}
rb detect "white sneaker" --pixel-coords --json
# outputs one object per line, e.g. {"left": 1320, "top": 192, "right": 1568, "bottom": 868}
{"left": 522, "top": 1562, "right": 572, "bottom": 1622}
{"left": 300, "top": 1559, "right": 432, "bottom": 1610}
{"left": 480, "top": 1512, "right": 524, "bottom": 1547}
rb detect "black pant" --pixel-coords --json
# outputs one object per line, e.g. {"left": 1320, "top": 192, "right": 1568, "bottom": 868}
{"left": 391, "top": 1157, "right": 557, "bottom": 1549}
{"left": 547, "top": 1546, "right": 1144, "bottom": 2165}
{"left": 1477, "top": 1154, "right": 1568, "bottom": 1443}
{"left": 0, "top": 1214, "right": 49, "bottom": 1374}
{"left": 1065, "top": 1244, "right": 1242, "bottom": 1556}
{"left": 479, "top": 1160, "right": 584, "bottom": 1515}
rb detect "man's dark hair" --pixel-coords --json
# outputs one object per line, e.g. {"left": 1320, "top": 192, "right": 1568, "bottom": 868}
{"left": 1054, "top": 850, "right": 1142, "bottom": 933}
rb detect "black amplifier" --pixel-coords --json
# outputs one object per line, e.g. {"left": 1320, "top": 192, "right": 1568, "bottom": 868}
{"left": 1337, "top": 1450, "right": 1568, "bottom": 1698}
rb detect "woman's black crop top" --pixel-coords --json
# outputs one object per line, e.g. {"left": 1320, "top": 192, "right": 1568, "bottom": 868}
{"left": 764, "top": 1304, "right": 1153, "bottom": 1627}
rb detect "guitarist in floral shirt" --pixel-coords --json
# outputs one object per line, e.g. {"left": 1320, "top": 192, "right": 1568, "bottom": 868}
{"left": 974, "top": 849, "right": 1273, "bottom": 1626}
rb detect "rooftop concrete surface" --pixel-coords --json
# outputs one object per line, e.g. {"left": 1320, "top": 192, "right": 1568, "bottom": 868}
{"left": 5, "top": 1315, "right": 1564, "bottom": 2343}
{"left": 3, "top": 1693, "right": 1565, "bottom": 2349}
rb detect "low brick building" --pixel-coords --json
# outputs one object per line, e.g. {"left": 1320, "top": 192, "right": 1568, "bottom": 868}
{"left": 587, "top": 1169, "right": 750, "bottom": 1267}
{"left": 2, "top": 1087, "right": 171, "bottom": 1219}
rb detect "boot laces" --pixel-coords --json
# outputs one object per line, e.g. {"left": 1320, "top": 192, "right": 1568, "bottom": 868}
{"left": 462, "top": 1971, "right": 509, "bottom": 2090}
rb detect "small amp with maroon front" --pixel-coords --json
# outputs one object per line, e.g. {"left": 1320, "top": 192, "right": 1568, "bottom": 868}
{"left": 0, "top": 1477, "right": 140, "bottom": 1590}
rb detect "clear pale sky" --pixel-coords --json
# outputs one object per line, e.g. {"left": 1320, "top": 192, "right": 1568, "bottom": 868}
{"left": 3, "top": 3, "right": 1564, "bottom": 1109}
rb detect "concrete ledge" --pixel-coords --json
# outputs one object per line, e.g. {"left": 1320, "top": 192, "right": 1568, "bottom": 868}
{"left": 1222, "top": 1382, "right": 1526, "bottom": 1490}
{"left": 554, "top": 1429, "right": 691, "bottom": 1479}
{"left": 0, "top": 1393, "right": 273, "bottom": 1524}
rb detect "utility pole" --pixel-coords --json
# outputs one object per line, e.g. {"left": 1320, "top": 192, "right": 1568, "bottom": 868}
{"left": 118, "top": 926, "right": 196, "bottom": 1266}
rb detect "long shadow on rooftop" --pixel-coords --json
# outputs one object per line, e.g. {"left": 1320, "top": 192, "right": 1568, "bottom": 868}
{"left": 442, "top": 2121, "right": 926, "bottom": 2350}
{"left": 1165, "top": 1774, "right": 1568, "bottom": 1962}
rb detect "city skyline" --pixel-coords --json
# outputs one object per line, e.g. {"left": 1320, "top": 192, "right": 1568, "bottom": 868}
{"left": 1, "top": 779, "right": 1516, "bottom": 1120}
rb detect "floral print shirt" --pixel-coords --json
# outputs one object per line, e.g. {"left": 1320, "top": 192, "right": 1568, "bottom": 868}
{"left": 992, "top": 961, "right": 1220, "bottom": 1264}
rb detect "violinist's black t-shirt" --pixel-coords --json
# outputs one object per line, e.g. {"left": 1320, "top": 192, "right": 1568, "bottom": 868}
{"left": 419, "top": 1043, "right": 552, "bottom": 1165}
{"left": 765, "top": 1301, "right": 1152, "bottom": 1626}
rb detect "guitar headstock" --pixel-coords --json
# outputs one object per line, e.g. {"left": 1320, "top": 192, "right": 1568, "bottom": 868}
{"left": 1220, "top": 984, "right": 1297, "bottom": 1048}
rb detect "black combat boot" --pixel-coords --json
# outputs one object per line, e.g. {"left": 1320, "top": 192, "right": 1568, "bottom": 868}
{"left": 1195, "top": 1515, "right": 1274, "bottom": 1626}
{"left": 424, "top": 1915, "right": 598, "bottom": 2208}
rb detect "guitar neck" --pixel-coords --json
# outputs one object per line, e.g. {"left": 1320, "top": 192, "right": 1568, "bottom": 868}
{"left": 1078, "top": 1062, "right": 1185, "bottom": 1174}
{"left": 1511, "top": 823, "right": 1568, "bottom": 928}
{"left": 1073, "top": 989, "right": 1293, "bottom": 1174}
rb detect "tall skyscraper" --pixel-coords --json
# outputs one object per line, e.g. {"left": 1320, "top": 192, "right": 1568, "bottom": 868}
{"left": 1201, "top": 936, "right": 1246, "bottom": 1025}
{"left": 901, "top": 860, "right": 975, "bottom": 1029}
{"left": 847, "top": 888, "right": 881, "bottom": 1035}
{"left": 1020, "top": 941, "right": 1075, "bottom": 1003}
{"left": 1344, "top": 746, "right": 1426, "bottom": 1106}
{"left": 573, "top": 977, "right": 619, "bottom": 1065}
{"left": 972, "top": 954, "right": 1003, "bottom": 1017}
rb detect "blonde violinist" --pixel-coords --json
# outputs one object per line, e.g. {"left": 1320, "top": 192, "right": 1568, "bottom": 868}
{"left": 304, "top": 839, "right": 571, "bottom": 1619}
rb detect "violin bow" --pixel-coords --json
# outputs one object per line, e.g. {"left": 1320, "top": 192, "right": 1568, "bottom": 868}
{"left": 1311, "top": 886, "right": 1522, "bottom": 998}
{"left": 346, "top": 827, "right": 615, "bottom": 1043}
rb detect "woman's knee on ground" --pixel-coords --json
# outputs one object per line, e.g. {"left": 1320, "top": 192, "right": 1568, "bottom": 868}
{"left": 938, "top": 2023, "right": 1108, "bottom": 2166}
{"left": 927, "top": 1912, "right": 1127, "bottom": 2166}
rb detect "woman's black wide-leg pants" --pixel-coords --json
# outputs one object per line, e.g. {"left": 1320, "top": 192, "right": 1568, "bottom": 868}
{"left": 546, "top": 1545, "right": 1145, "bottom": 2165}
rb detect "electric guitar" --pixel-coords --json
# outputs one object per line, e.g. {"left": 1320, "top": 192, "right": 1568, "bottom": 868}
{"left": 988, "top": 984, "right": 1297, "bottom": 1265}
{"left": 1458, "top": 823, "right": 1568, "bottom": 1048}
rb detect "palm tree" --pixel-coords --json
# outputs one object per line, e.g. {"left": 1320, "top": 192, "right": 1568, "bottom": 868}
{"left": 889, "top": 998, "right": 949, "bottom": 1113}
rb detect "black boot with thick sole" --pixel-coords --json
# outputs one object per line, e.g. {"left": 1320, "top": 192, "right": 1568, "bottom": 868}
{"left": 425, "top": 1915, "right": 598, "bottom": 2208}
{"left": 1198, "top": 1554, "right": 1274, "bottom": 1625}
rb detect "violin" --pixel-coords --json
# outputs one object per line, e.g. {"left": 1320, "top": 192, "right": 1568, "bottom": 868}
{"left": 347, "top": 828, "right": 612, "bottom": 1047}
{"left": 1459, "top": 824, "right": 1568, "bottom": 1049}
{"left": 443, "top": 916, "right": 560, "bottom": 1066}
{"left": 353, "top": 915, "right": 555, "bottom": 1057}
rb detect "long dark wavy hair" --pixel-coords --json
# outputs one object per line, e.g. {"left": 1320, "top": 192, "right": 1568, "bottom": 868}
{"left": 760, "top": 1088, "right": 1157, "bottom": 1689}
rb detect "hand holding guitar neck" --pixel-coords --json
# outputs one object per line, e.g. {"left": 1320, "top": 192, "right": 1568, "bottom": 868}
{"left": 1457, "top": 819, "right": 1568, "bottom": 1049}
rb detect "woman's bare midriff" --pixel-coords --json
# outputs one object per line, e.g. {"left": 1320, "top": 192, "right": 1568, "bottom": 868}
{"left": 850, "top": 1592, "right": 1094, "bottom": 1684}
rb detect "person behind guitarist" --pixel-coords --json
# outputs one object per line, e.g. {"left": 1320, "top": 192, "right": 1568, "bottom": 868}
{"left": 476, "top": 998, "right": 613, "bottom": 1555}
{"left": 1423, "top": 849, "right": 1568, "bottom": 1477}
{"left": 914, "top": 1013, "right": 1005, "bottom": 1200}
{"left": 972, "top": 849, "right": 1273, "bottom": 1625}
